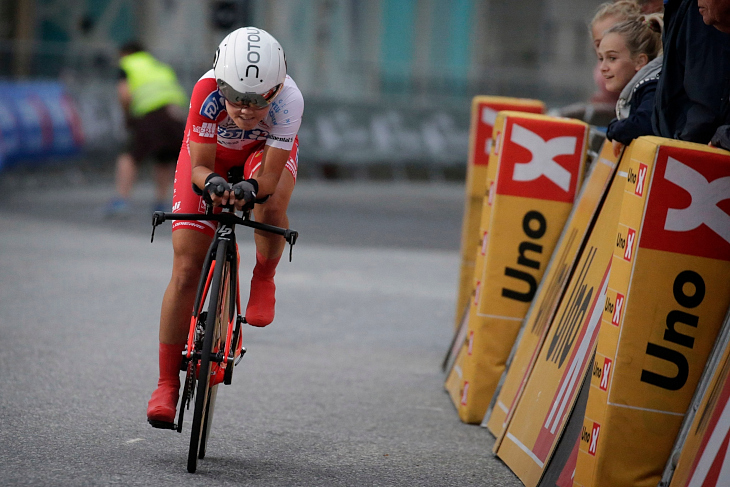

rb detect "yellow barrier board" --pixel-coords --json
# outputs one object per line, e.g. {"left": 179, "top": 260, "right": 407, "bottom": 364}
{"left": 669, "top": 315, "right": 730, "bottom": 487}
{"left": 446, "top": 112, "right": 588, "bottom": 424}
{"left": 574, "top": 137, "right": 730, "bottom": 487}
{"left": 454, "top": 97, "right": 545, "bottom": 328}
{"left": 485, "top": 140, "right": 620, "bottom": 441}
{"left": 494, "top": 143, "right": 630, "bottom": 487}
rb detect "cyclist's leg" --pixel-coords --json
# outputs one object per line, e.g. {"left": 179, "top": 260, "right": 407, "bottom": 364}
{"left": 160, "top": 229, "right": 213, "bottom": 343}
{"left": 254, "top": 167, "right": 295, "bottom": 255}
{"left": 246, "top": 168, "right": 296, "bottom": 327}
{"left": 148, "top": 229, "right": 212, "bottom": 424}
{"left": 160, "top": 145, "right": 217, "bottom": 344}
{"left": 148, "top": 147, "right": 216, "bottom": 425}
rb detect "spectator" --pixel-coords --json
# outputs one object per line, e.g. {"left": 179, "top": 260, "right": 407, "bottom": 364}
{"left": 590, "top": 3, "right": 643, "bottom": 106}
{"left": 600, "top": 14, "right": 664, "bottom": 155}
{"left": 698, "top": 0, "right": 730, "bottom": 32}
{"left": 698, "top": 0, "right": 730, "bottom": 150}
{"left": 105, "top": 42, "right": 188, "bottom": 216}
{"left": 652, "top": 0, "right": 730, "bottom": 144}
{"left": 554, "top": 1, "right": 641, "bottom": 126}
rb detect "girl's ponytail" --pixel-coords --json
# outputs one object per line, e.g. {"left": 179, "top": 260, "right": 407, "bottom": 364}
{"left": 644, "top": 13, "right": 664, "bottom": 35}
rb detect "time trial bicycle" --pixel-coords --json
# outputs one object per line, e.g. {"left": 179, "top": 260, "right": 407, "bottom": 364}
{"left": 150, "top": 206, "right": 297, "bottom": 473}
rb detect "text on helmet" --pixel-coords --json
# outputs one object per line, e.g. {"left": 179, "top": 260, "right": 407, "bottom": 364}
{"left": 245, "top": 28, "right": 262, "bottom": 79}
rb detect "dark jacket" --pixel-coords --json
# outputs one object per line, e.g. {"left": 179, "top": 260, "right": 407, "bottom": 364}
{"left": 652, "top": 0, "right": 730, "bottom": 143}
{"left": 607, "top": 82, "right": 658, "bottom": 145}
{"left": 607, "top": 57, "right": 661, "bottom": 146}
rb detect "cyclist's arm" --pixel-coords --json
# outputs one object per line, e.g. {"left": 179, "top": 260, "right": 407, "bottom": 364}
{"left": 190, "top": 140, "right": 234, "bottom": 206}
{"left": 255, "top": 145, "right": 290, "bottom": 197}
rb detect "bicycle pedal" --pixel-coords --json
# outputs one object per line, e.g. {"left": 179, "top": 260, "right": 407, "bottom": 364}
{"left": 147, "top": 419, "right": 177, "bottom": 430}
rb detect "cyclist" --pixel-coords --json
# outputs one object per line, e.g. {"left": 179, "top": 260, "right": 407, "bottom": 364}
{"left": 147, "top": 27, "right": 303, "bottom": 427}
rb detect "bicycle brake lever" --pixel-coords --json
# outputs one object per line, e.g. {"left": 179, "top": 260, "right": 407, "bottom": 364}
{"left": 286, "top": 230, "right": 298, "bottom": 262}
{"left": 151, "top": 212, "right": 164, "bottom": 243}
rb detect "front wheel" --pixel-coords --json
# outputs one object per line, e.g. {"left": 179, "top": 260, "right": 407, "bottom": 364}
{"left": 198, "top": 384, "right": 218, "bottom": 459}
{"left": 187, "top": 240, "right": 229, "bottom": 473}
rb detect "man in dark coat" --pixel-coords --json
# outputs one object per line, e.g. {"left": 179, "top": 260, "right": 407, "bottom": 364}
{"left": 652, "top": 0, "right": 730, "bottom": 144}
{"left": 696, "top": 0, "right": 730, "bottom": 149}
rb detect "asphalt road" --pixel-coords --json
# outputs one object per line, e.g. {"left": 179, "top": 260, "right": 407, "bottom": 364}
{"left": 0, "top": 167, "right": 522, "bottom": 486}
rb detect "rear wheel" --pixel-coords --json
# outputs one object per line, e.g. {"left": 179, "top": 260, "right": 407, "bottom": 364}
{"left": 187, "top": 240, "right": 229, "bottom": 473}
{"left": 224, "top": 318, "right": 241, "bottom": 385}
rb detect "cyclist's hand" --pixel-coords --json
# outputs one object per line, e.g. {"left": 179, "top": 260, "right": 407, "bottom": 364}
{"left": 203, "top": 174, "right": 232, "bottom": 207}
{"left": 232, "top": 179, "right": 258, "bottom": 211}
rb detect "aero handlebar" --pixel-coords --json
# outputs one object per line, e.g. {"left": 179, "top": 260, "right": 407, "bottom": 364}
{"left": 151, "top": 211, "right": 298, "bottom": 260}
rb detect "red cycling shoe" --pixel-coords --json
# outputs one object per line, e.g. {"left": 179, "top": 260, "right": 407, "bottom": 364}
{"left": 246, "top": 275, "right": 276, "bottom": 326}
{"left": 245, "top": 251, "right": 280, "bottom": 327}
{"left": 147, "top": 342, "right": 184, "bottom": 428}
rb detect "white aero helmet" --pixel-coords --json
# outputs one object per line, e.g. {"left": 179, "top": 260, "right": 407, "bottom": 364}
{"left": 213, "top": 27, "right": 286, "bottom": 108}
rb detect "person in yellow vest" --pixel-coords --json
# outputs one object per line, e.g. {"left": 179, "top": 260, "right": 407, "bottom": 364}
{"left": 105, "top": 41, "right": 188, "bottom": 216}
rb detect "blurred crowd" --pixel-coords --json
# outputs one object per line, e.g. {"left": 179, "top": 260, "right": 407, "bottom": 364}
{"left": 554, "top": 0, "right": 730, "bottom": 154}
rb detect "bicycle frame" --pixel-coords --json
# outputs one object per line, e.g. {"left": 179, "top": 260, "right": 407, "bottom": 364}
{"left": 152, "top": 208, "right": 297, "bottom": 388}
{"left": 186, "top": 229, "right": 239, "bottom": 387}
{"left": 152, "top": 207, "right": 297, "bottom": 379}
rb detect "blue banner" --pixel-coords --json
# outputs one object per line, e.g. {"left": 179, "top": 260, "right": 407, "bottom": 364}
{"left": 0, "top": 81, "right": 84, "bottom": 171}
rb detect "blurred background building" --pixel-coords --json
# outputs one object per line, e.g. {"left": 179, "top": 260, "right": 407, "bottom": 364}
{"left": 0, "top": 0, "right": 603, "bottom": 176}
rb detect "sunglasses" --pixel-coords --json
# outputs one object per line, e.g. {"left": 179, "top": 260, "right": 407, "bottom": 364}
{"left": 217, "top": 80, "right": 282, "bottom": 109}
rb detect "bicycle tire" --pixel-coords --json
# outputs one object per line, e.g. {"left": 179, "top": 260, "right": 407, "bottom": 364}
{"left": 199, "top": 243, "right": 234, "bottom": 458}
{"left": 224, "top": 317, "right": 241, "bottom": 385}
{"left": 198, "top": 384, "right": 218, "bottom": 459}
{"left": 187, "top": 239, "right": 229, "bottom": 473}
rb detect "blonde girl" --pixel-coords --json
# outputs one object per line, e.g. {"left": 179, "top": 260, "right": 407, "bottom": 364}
{"left": 598, "top": 13, "right": 664, "bottom": 155}
{"left": 589, "top": 1, "right": 643, "bottom": 105}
